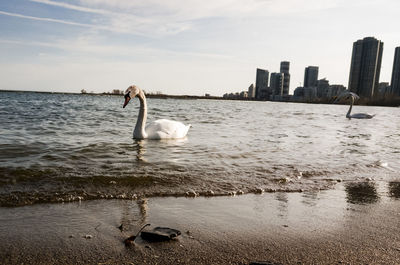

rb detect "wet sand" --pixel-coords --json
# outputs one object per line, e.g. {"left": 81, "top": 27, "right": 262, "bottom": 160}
{"left": 1, "top": 182, "right": 400, "bottom": 264}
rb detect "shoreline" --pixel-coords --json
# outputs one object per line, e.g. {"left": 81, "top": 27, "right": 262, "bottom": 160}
{"left": 1, "top": 182, "right": 400, "bottom": 264}
{"left": 2, "top": 89, "right": 400, "bottom": 107}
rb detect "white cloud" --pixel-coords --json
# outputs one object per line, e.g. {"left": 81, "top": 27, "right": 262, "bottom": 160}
{"left": 1, "top": 5, "right": 187, "bottom": 36}
{"left": 77, "top": 0, "right": 341, "bottom": 18}
{"left": 0, "top": 36, "right": 232, "bottom": 61}
{"left": 30, "top": 0, "right": 110, "bottom": 14}
{"left": 28, "top": 0, "right": 192, "bottom": 36}
{"left": 24, "top": 0, "right": 343, "bottom": 38}
{"left": 0, "top": 10, "right": 105, "bottom": 28}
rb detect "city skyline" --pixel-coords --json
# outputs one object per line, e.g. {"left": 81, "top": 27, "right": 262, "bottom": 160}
{"left": 0, "top": 1, "right": 400, "bottom": 96}
{"left": 228, "top": 37, "right": 400, "bottom": 101}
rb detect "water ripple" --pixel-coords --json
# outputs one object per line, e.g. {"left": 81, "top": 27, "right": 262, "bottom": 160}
{"left": 0, "top": 92, "right": 399, "bottom": 206}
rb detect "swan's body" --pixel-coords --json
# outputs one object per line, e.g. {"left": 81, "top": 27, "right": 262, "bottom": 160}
{"left": 144, "top": 119, "right": 190, "bottom": 139}
{"left": 123, "top": 85, "right": 191, "bottom": 140}
{"left": 335, "top": 92, "right": 375, "bottom": 119}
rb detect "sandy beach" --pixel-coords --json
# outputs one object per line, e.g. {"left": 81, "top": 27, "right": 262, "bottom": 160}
{"left": 1, "top": 181, "right": 400, "bottom": 264}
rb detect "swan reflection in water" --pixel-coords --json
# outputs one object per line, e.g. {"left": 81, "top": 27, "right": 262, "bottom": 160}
{"left": 132, "top": 138, "right": 188, "bottom": 165}
{"left": 133, "top": 139, "right": 147, "bottom": 162}
{"left": 345, "top": 182, "right": 379, "bottom": 204}
{"left": 119, "top": 199, "right": 148, "bottom": 231}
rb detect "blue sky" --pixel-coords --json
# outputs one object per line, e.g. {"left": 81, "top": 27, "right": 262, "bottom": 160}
{"left": 0, "top": 0, "right": 399, "bottom": 95}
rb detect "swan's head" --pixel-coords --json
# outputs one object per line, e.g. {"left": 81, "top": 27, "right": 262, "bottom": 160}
{"left": 333, "top": 91, "right": 360, "bottom": 103}
{"left": 123, "top": 85, "right": 141, "bottom": 108}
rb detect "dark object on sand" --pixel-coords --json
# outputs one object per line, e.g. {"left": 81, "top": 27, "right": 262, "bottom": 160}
{"left": 141, "top": 227, "right": 181, "bottom": 242}
{"left": 124, "top": 224, "right": 181, "bottom": 246}
{"left": 124, "top": 223, "right": 151, "bottom": 246}
{"left": 124, "top": 235, "right": 136, "bottom": 246}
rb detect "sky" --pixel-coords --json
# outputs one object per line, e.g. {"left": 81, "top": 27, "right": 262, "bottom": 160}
{"left": 0, "top": 0, "right": 399, "bottom": 96}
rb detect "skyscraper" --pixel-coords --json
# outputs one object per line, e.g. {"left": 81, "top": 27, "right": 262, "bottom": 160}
{"left": 270, "top": 72, "right": 284, "bottom": 96}
{"left": 304, "top": 66, "right": 319, "bottom": 88}
{"left": 255, "top": 68, "right": 269, "bottom": 100}
{"left": 348, "top": 37, "right": 383, "bottom": 99}
{"left": 316, "top": 78, "right": 330, "bottom": 98}
{"left": 390, "top": 47, "right": 400, "bottom": 97}
{"left": 248, "top": 83, "right": 255, "bottom": 98}
{"left": 280, "top": 61, "right": 290, "bottom": 95}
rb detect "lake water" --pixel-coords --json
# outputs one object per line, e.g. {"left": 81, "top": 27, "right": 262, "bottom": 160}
{"left": 0, "top": 91, "right": 399, "bottom": 206}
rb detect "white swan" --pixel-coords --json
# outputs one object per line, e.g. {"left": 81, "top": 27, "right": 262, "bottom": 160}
{"left": 335, "top": 91, "right": 375, "bottom": 119}
{"left": 122, "top": 85, "right": 191, "bottom": 139}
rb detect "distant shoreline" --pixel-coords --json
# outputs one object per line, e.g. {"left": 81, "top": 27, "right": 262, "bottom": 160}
{"left": 0, "top": 89, "right": 221, "bottom": 100}
{"left": 1, "top": 89, "right": 399, "bottom": 107}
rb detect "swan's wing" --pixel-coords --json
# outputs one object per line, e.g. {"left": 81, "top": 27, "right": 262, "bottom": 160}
{"left": 145, "top": 119, "right": 191, "bottom": 139}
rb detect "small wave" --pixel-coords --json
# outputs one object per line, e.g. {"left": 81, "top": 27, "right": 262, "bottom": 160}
{"left": 1, "top": 91, "right": 399, "bottom": 207}
{"left": 366, "top": 160, "right": 389, "bottom": 168}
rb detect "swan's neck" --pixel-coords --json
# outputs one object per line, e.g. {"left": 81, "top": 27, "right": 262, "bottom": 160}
{"left": 346, "top": 96, "right": 354, "bottom": 119}
{"left": 133, "top": 90, "right": 148, "bottom": 139}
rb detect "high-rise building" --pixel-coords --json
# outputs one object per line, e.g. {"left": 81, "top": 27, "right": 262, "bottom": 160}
{"left": 348, "top": 37, "right": 383, "bottom": 99}
{"left": 248, "top": 84, "right": 255, "bottom": 98}
{"left": 270, "top": 72, "right": 284, "bottom": 96}
{"left": 293, "top": 86, "right": 317, "bottom": 101}
{"left": 304, "top": 66, "right": 319, "bottom": 88}
{"left": 327, "top": 84, "right": 346, "bottom": 99}
{"left": 390, "top": 47, "right": 400, "bottom": 96}
{"left": 280, "top": 61, "right": 290, "bottom": 95}
{"left": 255, "top": 68, "right": 269, "bottom": 100}
{"left": 316, "top": 78, "right": 330, "bottom": 98}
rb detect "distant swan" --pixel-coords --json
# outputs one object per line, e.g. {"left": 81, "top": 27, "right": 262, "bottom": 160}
{"left": 335, "top": 91, "right": 375, "bottom": 119}
{"left": 122, "top": 85, "right": 191, "bottom": 139}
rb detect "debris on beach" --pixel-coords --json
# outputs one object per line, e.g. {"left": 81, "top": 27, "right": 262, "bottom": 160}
{"left": 124, "top": 224, "right": 181, "bottom": 246}
{"left": 83, "top": 234, "right": 93, "bottom": 239}
{"left": 255, "top": 188, "right": 264, "bottom": 194}
{"left": 297, "top": 172, "right": 303, "bottom": 179}
{"left": 124, "top": 235, "right": 137, "bottom": 247}
{"left": 141, "top": 227, "right": 181, "bottom": 242}
{"left": 124, "top": 223, "right": 151, "bottom": 246}
{"left": 278, "top": 177, "right": 290, "bottom": 183}
{"left": 205, "top": 190, "right": 215, "bottom": 196}
{"left": 185, "top": 189, "right": 198, "bottom": 197}
{"left": 186, "top": 230, "right": 194, "bottom": 239}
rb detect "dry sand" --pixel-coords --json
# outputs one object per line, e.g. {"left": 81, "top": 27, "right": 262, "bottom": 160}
{"left": 1, "top": 182, "right": 400, "bottom": 264}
